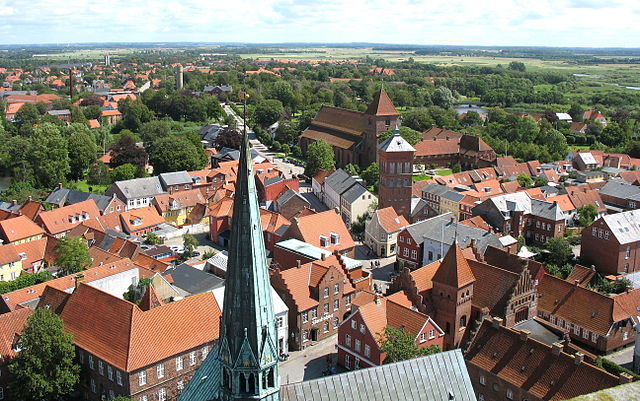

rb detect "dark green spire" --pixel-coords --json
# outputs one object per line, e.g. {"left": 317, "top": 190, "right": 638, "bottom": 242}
{"left": 217, "top": 130, "right": 280, "bottom": 400}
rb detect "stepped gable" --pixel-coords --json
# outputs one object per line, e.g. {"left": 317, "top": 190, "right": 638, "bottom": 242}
{"left": 365, "top": 89, "right": 400, "bottom": 116}
{"left": 432, "top": 243, "right": 476, "bottom": 288}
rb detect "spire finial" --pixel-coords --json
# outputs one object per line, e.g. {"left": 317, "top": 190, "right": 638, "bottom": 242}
{"left": 393, "top": 125, "right": 400, "bottom": 136}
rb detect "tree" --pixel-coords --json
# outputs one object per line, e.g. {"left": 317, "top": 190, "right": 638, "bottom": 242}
{"left": 378, "top": 126, "right": 422, "bottom": 146}
{"left": 533, "top": 176, "right": 548, "bottom": 187}
{"left": 378, "top": 326, "right": 441, "bottom": 364}
{"left": 123, "top": 278, "right": 152, "bottom": 304}
{"left": 111, "top": 163, "right": 138, "bottom": 182}
{"left": 627, "top": 141, "right": 640, "bottom": 159}
{"left": 214, "top": 127, "right": 243, "bottom": 150}
{"left": 118, "top": 99, "right": 154, "bottom": 132}
{"left": 80, "top": 95, "right": 104, "bottom": 107}
{"left": 8, "top": 308, "right": 79, "bottom": 401}
{"left": 344, "top": 163, "right": 360, "bottom": 176}
{"left": 147, "top": 135, "right": 207, "bottom": 174}
{"left": 110, "top": 133, "right": 148, "bottom": 168}
{"left": 545, "top": 237, "right": 573, "bottom": 267}
{"left": 402, "top": 108, "right": 435, "bottom": 132}
{"left": 144, "top": 232, "right": 163, "bottom": 245}
{"left": 460, "top": 111, "right": 484, "bottom": 127}
{"left": 0, "top": 271, "right": 54, "bottom": 294}
{"left": 0, "top": 181, "right": 43, "bottom": 204}
{"left": 450, "top": 162, "right": 462, "bottom": 174}
{"left": 253, "top": 99, "right": 284, "bottom": 127}
{"left": 54, "top": 236, "right": 92, "bottom": 276}
{"left": 361, "top": 162, "right": 380, "bottom": 189}
{"left": 66, "top": 124, "right": 97, "bottom": 180}
{"left": 508, "top": 61, "right": 526, "bottom": 72}
{"left": 431, "top": 87, "right": 454, "bottom": 109}
{"left": 304, "top": 140, "right": 335, "bottom": 176}
{"left": 31, "top": 123, "right": 70, "bottom": 188}
{"left": 183, "top": 233, "right": 199, "bottom": 255}
{"left": 577, "top": 204, "right": 598, "bottom": 227}
{"left": 517, "top": 174, "right": 533, "bottom": 188}
{"left": 14, "top": 102, "right": 41, "bottom": 129}
{"left": 87, "top": 161, "right": 112, "bottom": 185}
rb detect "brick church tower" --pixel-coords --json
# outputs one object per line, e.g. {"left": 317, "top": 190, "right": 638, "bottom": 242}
{"left": 377, "top": 126, "right": 415, "bottom": 221}
{"left": 362, "top": 89, "right": 401, "bottom": 166}
{"left": 431, "top": 244, "right": 476, "bottom": 350}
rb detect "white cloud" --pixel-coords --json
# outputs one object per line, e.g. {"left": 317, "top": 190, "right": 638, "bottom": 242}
{"left": 0, "top": 0, "right": 638, "bottom": 46}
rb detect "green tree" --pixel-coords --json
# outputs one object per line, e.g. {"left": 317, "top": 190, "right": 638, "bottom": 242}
{"left": 14, "top": 102, "right": 41, "bottom": 129}
{"left": 183, "top": 233, "right": 199, "bottom": 255}
{"left": 31, "top": 123, "right": 70, "bottom": 188}
{"left": 431, "top": 87, "right": 455, "bottom": 109}
{"left": 54, "top": 236, "right": 92, "bottom": 276}
{"left": 118, "top": 99, "right": 155, "bottom": 132}
{"left": 361, "top": 162, "right": 380, "bottom": 189}
{"left": 344, "top": 163, "right": 360, "bottom": 176}
{"left": 147, "top": 135, "right": 207, "bottom": 174}
{"left": 378, "top": 126, "right": 422, "bottom": 146}
{"left": 627, "top": 141, "right": 640, "bottom": 158}
{"left": 8, "top": 308, "right": 79, "bottom": 401}
{"left": 577, "top": 204, "right": 598, "bottom": 227}
{"left": 144, "top": 232, "right": 163, "bottom": 245}
{"left": 110, "top": 133, "right": 148, "bottom": 168}
{"left": 66, "top": 124, "right": 97, "bottom": 180}
{"left": 112, "top": 397, "right": 135, "bottom": 401}
{"left": 83, "top": 104, "right": 103, "bottom": 120}
{"left": 304, "top": 140, "right": 335, "bottom": 176}
{"left": 0, "top": 271, "right": 54, "bottom": 294}
{"left": 253, "top": 99, "right": 284, "bottom": 127}
{"left": 517, "top": 174, "right": 533, "bottom": 188}
{"left": 402, "top": 108, "right": 435, "bottom": 132}
{"left": 111, "top": 163, "right": 138, "bottom": 182}
{"left": 379, "top": 326, "right": 441, "bottom": 364}
{"left": 0, "top": 181, "right": 43, "bottom": 204}
{"left": 545, "top": 237, "right": 573, "bottom": 267}
{"left": 87, "top": 161, "right": 112, "bottom": 185}
{"left": 508, "top": 61, "right": 526, "bottom": 72}
{"left": 460, "top": 111, "right": 484, "bottom": 127}
{"left": 533, "top": 176, "right": 548, "bottom": 187}
{"left": 123, "top": 278, "right": 153, "bottom": 304}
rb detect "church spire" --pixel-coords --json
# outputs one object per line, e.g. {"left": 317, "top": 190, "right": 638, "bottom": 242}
{"left": 217, "top": 129, "right": 280, "bottom": 400}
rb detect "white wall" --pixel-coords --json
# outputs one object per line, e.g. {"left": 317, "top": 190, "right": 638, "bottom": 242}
{"left": 88, "top": 269, "right": 140, "bottom": 299}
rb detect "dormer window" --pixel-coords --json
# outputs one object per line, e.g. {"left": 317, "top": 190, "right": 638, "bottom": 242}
{"left": 330, "top": 233, "right": 340, "bottom": 245}
{"left": 320, "top": 236, "right": 329, "bottom": 247}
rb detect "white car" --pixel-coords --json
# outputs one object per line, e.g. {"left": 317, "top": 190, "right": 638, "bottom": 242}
{"left": 170, "top": 246, "right": 185, "bottom": 254}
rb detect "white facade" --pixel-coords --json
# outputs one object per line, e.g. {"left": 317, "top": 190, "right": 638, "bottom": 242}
{"left": 86, "top": 269, "right": 141, "bottom": 299}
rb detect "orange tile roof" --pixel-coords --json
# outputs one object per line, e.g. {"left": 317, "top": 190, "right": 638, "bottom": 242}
{"left": 0, "top": 308, "right": 32, "bottom": 359}
{"left": 565, "top": 265, "right": 596, "bottom": 287}
{"left": 0, "top": 243, "right": 21, "bottom": 265}
{"left": 285, "top": 209, "right": 355, "bottom": 252}
{"left": 60, "top": 284, "right": 221, "bottom": 371}
{"left": 0, "top": 215, "right": 44, "bottom": 243}
{"left": 459, "top": 216, "right": 492, "bottom": 232}
{"left": 88, "top": 119, "right": 100, "bottom": 128}
{"left": 409, "top": 260, "right": 441, "bottom": 294}
{"left": 101, "top": 109, "right": 122, "bottom": 116}
{"left": 365, "top": 89, "right": 399, "bottom": 116}
{"left": 260, "top": 209, "right": 290, "bottom": 235}
{"left": 432, "top": 244, "right": 475, "bottom": 288}
{"left": 119, "top": 206, "right": 165, "bottom": 233}
{"left": 12, "top": 237, "right": 49, "bottom": 271}
{"left": 547, "top": 194, "right": 575, "bottom": 212}
{"left": 375, "top": 207, "right": 409, "bottom": 233}
{"left": 36, "top": 200, "right": 101, "bottom": 235}
{"left": 153, "top": 189, "right": 205, "bottom": 212}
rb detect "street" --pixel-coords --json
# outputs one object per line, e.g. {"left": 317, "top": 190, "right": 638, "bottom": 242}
{"left": 279, "top": 334, "right": 339, "bottom": 384}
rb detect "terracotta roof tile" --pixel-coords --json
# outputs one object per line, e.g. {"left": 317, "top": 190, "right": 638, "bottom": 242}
{"left": 432, "top": 244, "right": 475, "bottom": 288}
{"left": 119, "top": 206, "right": 165, "bottom": 233}
{"left": 365, "top": 89, "right": 399, "bottom": 116}
{"left": 0, "top": 308, "right": 32, "bottom": 359}
{"left": 36, "top": 200, "right": 101, "bottom": 235}
{"left": 284, "top": 209, "right": 355, "bottom": 253}
{"left": 375, "top": 207, "right": 409, "bottom": 233}
{"left": 0, "top": 243, "right": 21, "bottom": 265}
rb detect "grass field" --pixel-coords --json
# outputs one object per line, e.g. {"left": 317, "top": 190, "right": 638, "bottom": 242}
{"left": 73, "top": 180, "right": 108, "bottom": 194}
{"left": 435, "top": 169, "right": 453, "bottom": 176}
{"left": 412, "top": 174, "right": 432, "bottom": 182}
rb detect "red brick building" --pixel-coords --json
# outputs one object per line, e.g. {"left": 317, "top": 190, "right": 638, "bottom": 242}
{"left": 465, "top": 317, "right": 623, "bottom": 401}
{"left": 377, "top": 127, "right": 415, "bottom": 221}
{"left": 270, "top": 255, "right": 357, "bottom": 350}
{"left": 581, "top": 210, "right": 640, "bottom": 275}
{"left": 413, "top": 128, "right": 496, "bottom": 169}
{"left": 337, "top": 294, "right": 444, "bottom": 369}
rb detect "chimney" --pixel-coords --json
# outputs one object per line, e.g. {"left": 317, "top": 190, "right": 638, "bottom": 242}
{"left": 573, "top": 352, "right": 584, "bottom": 365}
{"left": 590, "top": 265, "right": 596, "bottom": 271}
{"left": 334, "top": 207, "right": 340, "bottom": 214}
{"left": 519, "top": 330, "right": 530, "bottom": 341}
{"left": 58, "top": 182, "right": 63, "bottom": 189}
{"left": 296, "top": 259, "right": 301, "bottom": 269}
{"left": 321, "top": 253, "right": 327, "bottom": 261}
{"left": 492, "top": 317, "right": 503, "bottom": 328}
{"left": 27, "top": 196, "right": 32, "bottom": 201}
{"left": 619, "top": 372, "right": 633, "bottom": 384}
{"left": 574, "top": 280, "right": 580, "bottom": 286}
{"left": 374, "top": 294, "right": 381, "bottom": 305}
{"left": 74, "top": 273, "right": 85, "bottom": 289}
{"left": 450, "top": 216, "right": 455, "bottom": 224}
{"left": 551, "top": 342, "right": 563, "bottom": 356}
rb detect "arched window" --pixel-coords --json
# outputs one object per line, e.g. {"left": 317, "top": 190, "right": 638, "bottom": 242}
{"left": 240, "top": 373, "right": 247, "bottom": 393}
{"left": 460, "top": 315, "right": 467, "bottom": 328}
{"left": 248, "top": 373, "right": 256, "bottom": 393}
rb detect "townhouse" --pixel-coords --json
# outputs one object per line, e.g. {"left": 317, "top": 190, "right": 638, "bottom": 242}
{"left": 119, "top": 206, "right": 166, "bottom": 237}
{"left": 106, "top": 177, "right": 166, "bottom": 210}
{"left": 322, "top": 169, "right": 376, "bottom": 227}
{"left": 153, "top": 189, "right": 207, "bottom": 226}
{"left": 45, "top": 187, "right": 125, "bottom": 215}
{"left": 0, "top": 215, "right": 44, "bottom": 245}
{"left": 35, "top": 200, "right": 102, "bottom": 238}
{"left": 364, "top": 207, "right": 409, "bottom": 257}
{"left": 281, "top": 209, "right": 356, "bottom": 257}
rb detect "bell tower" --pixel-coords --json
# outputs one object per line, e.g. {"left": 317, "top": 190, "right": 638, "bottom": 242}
{"left": 377, "top": 126, "right": 415, "bottom": 221}
{"left": 362, "top": 89, "right": 400, "bottom": 167}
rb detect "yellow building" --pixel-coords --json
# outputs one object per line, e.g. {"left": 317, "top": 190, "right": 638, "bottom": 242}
{"left": 0, "top": 215, "right": 45, "bottom": 245}
{"left": 0, "top": 244, "right": 23, "bottom": 281}
{"left": 153, "top": 189, "right": 209, "bottom": 227}
{"left": 439, "top": 190, "right": 465, "bottom": 222}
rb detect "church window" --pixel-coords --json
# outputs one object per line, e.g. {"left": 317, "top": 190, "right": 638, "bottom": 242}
{"left": 268, "top": 368, "right": 275, "bottom": 387}
{"left": 248, "top": 373, "right": 256, "bottom": 393}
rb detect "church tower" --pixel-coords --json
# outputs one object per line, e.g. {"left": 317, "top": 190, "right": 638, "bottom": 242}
{"left": 363, "top": 89, "right": 400, "bottom": 166}
{"left": 377, "top": 126, "right": 415, "bottom": 221}
{"left": 431, "top": 244, "right": 475, "bottom": 350}
{"left": 216, "top": 129, "right": 280, "bottom": 401}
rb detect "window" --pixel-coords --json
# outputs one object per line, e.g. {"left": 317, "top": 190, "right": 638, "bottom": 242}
{"left": 320, "top": 236, "right": 329, "bottom": 247}
{"left": 91, "top": 378, "right": 96, "bottom": 393}
{"left": 407, "top": 238, "right": 412, "bottom": 245}
{"left": 332, "top": 317, "right": 339, "bottom": 328}
{"left": 624, "top": 331, "right": 629, "bottom": 341}
{"left": 158, "top": 388, "right": 166, "bottom": 401}
{"left": 139, "top": 370, "right": 147, "bottom": 386}
{"left": 330, "top": 233, "right": 340, "bottom": 245}
{"left": 78, "top": 350, "right": 84, "bottom": 364}
{"left": 574, "top": 325, "right": 580, "bottom": 335}
{"left": 323, "top": 321, "right": 329, "bottom": 333}
{"left": 419, "top": 333, "right": 426, "bottom": 343}
{"left": 428, "top": 251, "right": 433, "bottom": 261}
{"left": 626, "top": 247, "right": 631, "bottom": 259}
{"left": 506, "top": 389, "right": 514, "bottom": 400}
{"left": 355, "top": 339, "right": 361, "bottom": 352}
{"left": 99, "top": 360, "right": 104, "bottom": 375}
{"left": 460, "top": 315, "right": 467, "bottom": 328}
{"left": 311, "top": 308, "right": 317, "bottom": 318}
{"left": 346, "top": 334, "right": 352, "bottom": 347}
{"left": 157, "top": 363, "right": 165, "bottom": 379}
{"left": 177, "top": 380, "right": 184, "bottom": 391}
{"left": 360, "top": 324, "right": 366, "bottom": 334}
{"left": 604, "top": 230, "right": 610, "bottom": 240}
{"left": 141, "top": 396, "right": 148, "bottom": 401}
{"left": 190, "top": 351, "right": 197, "bottom": 365}
{"left": 324, "top": 303, "right": 329, "bottom": 314}
{"left": 277, "top": 316, "right": 284, "bottom": 328}
{"left": 403, "top": 248, "right": 409, "bottom": 257}
{"left": 345, "top": 294, "right": 351, "bottom": 306}
{"left": 333, "top": 299, "right": 339, "bottom": 310}
{"left": 411, "top": 250, "right": 417, "bottom": 259}
{"left": 202, "top": 346, "right": 209, "bottom": 360}
{"left": 364, "top": 344, "right": 371, "bottom": 358}
{"left": 592, "top": 227, "right": 597, "bottom": 237}
{"left": 117, "top": 371, "right": 123, "bottom": 386}
{"left": 345, "top": 354, "right": 351, "bottom": 369}
{"left": 582, "top": 329, "right": 589, "bottom": 339}
{"left": 303, "top": 330, "right": 308, "bottom": 341}
{"left": 302, "top": 311, "right": 308, "bottom": 322}
{"left": 334, "top": 283, "right": 340, "bottom": 294}
{"left": 323, "top": 287, "right": 329, "bottom": 298}
{"left": 108, "top": 365, "right": 113, "bottom": 381}
{"left": 355, "top": 357, "right": 361, "bottom": 369}
{"left": 429, "top": 329, "right": 435, "bottom": 339}
{"left": 0, "top": 387, "right": 3, "bottom": 400}
{"left": 351, "top": 320, "right": 357, "bottom": 330}
{"left": 536, "top": 221, "right": 540, "bottom": 228}
{"left": 176, "top": 356, "right": 183, "bottom": 371}
{"left": 591, "top": 333, "right": 598, "bottom": 343}
{"left": 399, "top": 236, "right": 404, "bottom": 243}
{"left": 479, "top": 376, "right": 486, "bottom": 386}
{"left": 479, "top": 395, "right": 485, "bottom": 401}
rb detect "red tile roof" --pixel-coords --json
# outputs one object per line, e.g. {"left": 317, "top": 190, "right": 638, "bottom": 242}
{"left": 0, "top": 308, "right": 32, "bottom": 359}
{"left": 365, "top": 89, "right": 399, "bottom": 116}
{"left": 36, "top": 200, "right": 101, "bottom": 236}
{"left": 119, "top": 206, "right": 165, "bottom": 234}
{"left": 0, "top": 243, "right": 21, "bottom": 265}
{"left": 0, "top": 215, "right": 45, "bottom": 243}
{"left": 432, "top": 244, "right": 475, "bottom": 288}
{"left": 284, "top": 209, "right": 355, "bottom": 253}
{"left": 60, "top": 284, "right": 221, "bottom": 371}
{"left": 375, "top": 207, "right": 409, "bottom": 233}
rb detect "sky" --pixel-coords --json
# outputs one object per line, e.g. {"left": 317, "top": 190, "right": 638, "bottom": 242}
{"left": 0, "top": 0, "right": 639, "bottom": 47}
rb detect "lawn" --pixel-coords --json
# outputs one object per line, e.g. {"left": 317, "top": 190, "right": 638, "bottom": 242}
{"left": 435, "top": 169, "right": 453, "bottom": 176}
{"left": 73, "top": 180, "right": 109, "bottom": 194}
{"left": 568, "top": 145, "right": 591, "bottom": 151}
{"left": 413, "top": 174, "right": 432, "bottom": 182}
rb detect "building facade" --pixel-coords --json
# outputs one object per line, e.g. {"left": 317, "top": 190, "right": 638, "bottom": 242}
{"left": 377, "top": 127, "right": 415, "bottom": 221}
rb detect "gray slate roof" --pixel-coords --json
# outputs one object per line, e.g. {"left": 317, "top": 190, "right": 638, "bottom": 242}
{"left": 599, "top": 180, "right": 640, "bottom": 200}
{"left": 111, "top": 176, "right": 165, "bottom": 199}
{"left": 377, "top": 127, "right": 416, "bottom": 152}
{"left": 422, "top": 183, "right": 450, "bottom": 197}
{"left": 159, "top": 171, "right": 192, "bottom": 188}
{"left": 45, "top": 188, "right": 117, "bottom": 212}
{"left": 405, "top": 212, "right": 502, "bottom": 253}
{"left": 325, "top": 169, "right": 359, "bottom": 196}
{"left": 342, "top": 182, "right": 371, "bottom": 203}
{"left": 441, "top": 190, "right": 465, "bottom": 203}
{"left": 281, "top": 349, "right": 476, "bottom": 401}
{"left": 163, "top": 263, "right": 225, "bottom": 295}
{"left": 530, "top": 198, "right": 564, "bottom": 221}
{"left": 276, "top": 189, "right": 309, "bottom": 209}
